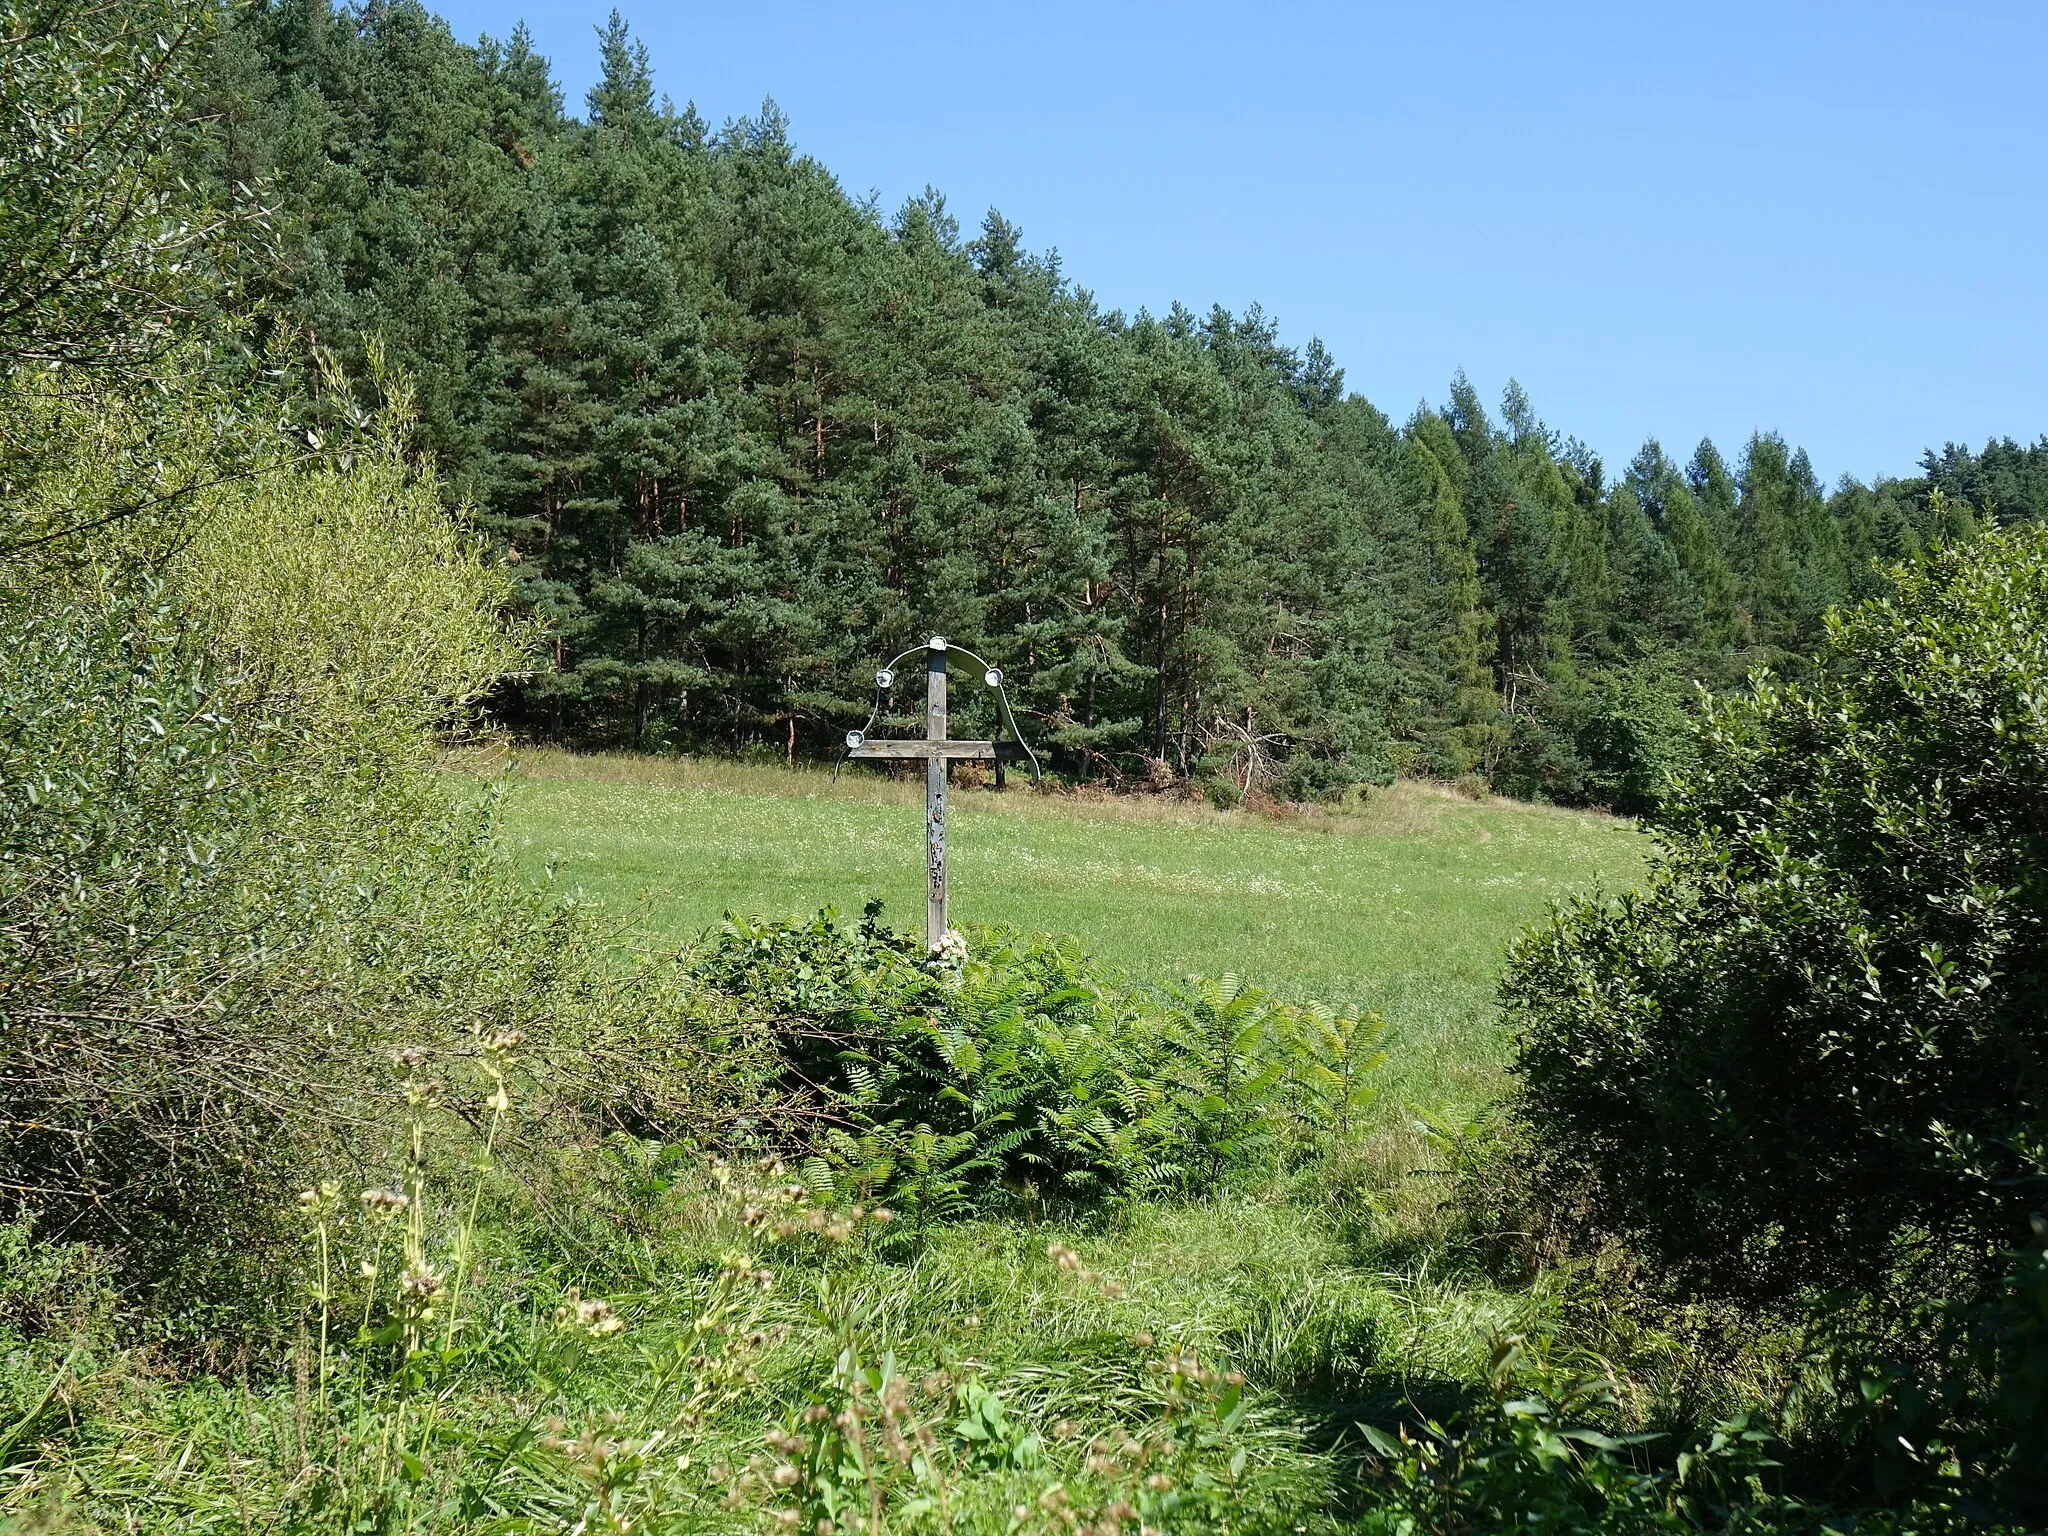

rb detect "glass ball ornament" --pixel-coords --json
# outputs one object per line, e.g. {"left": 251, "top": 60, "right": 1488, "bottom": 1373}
{"left": 845, "top": 729, "right": 864, "bottom": 749}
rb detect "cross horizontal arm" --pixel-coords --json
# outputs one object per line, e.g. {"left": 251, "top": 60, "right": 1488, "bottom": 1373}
{"left": 847, "top": 738, "right": 997, "bottom": 761}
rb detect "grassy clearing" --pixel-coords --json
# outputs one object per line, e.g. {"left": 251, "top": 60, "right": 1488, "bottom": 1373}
{"left": 460, "top": 748, "right": 1645, "bottom": 1118}
{"left": 6, "top": 761, "right": 1721, "bottom": 1534}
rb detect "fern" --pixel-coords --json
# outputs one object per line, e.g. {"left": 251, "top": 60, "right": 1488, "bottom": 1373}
{"left": 690, "top": 909, "right": 1386, "bottom": 1219}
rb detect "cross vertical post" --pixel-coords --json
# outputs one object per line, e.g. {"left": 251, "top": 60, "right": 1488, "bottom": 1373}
{"left": 926, "top": 644, "right": 948, "bottom": 947}
{"left": 842, "top": 634, "right": 1038, "bottom": 953}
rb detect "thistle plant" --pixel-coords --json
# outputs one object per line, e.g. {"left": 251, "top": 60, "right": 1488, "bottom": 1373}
{"left": 538, "top": 1254, "right": 780, "bottom": 1534}
{"left": 277, "top": 1030, "right": 570, "bottom": 1524}
{"left": 442, "top": 1024, "right": 522, "bottom": 1347}
{"left": 390, "top": 1046, "right": 443, "bottom": 1359}
{"left": 737, "top": 1337, "right": 971, "bottom": 1535}
{"left": 356, "top": 1183, "right": 409, "bottom": 1339}
{"left": 295, "top": 1181, "right": 344, "bottom": 1419}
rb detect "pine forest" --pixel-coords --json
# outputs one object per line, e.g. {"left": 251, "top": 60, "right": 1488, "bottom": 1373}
{"left": 200, "top": 1, "right": 2048, "bottom": 808}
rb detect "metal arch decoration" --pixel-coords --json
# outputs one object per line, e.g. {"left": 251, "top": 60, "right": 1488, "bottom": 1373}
{"left": 836, "top": 636, "right": 1040, "bottom": 950}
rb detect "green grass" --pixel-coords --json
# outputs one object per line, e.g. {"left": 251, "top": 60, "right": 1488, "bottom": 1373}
{"left": 10, "top": 1166, "right": 1562, "bottom": 1536}
{"left": 467, "top": 750, "right": 1645, "bottom": 1118}
{"left": 10, "top": 762, "right": 1741, "bottom": 1536}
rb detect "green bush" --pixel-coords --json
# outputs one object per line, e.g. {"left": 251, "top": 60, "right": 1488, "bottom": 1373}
{"left": 1505, "top": 527, "right": 2048, "bottom": 1308}
{"left": 1502, "top": 528, "right": 2048, "bottom": 1511}
{"left": 0, "top": 576, "right": 308, "bottom": 1307}
{"left": 1363, "top": 1335, "right": 1799, "bottom": 1536}
{"left": 1574, "top": 670, "right": 1696, "bottom": 816}
{"left": 1802, "top": 1217, "right": 2048, "bottom": 1515}
{"left": 691, "top": 906, "right": 1383, "bottom": 1219}
{"left": 0, "top": 395, "right": 739, "bottom": 1331}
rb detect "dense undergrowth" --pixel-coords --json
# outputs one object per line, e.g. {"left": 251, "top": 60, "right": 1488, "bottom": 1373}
{"left": 0, "top": 1147, "right": 1820, "bottom": 1536}
{"left": 1503, "top": 524, "right": 2048, "bottom": 1514}
{"left": 0, "top": 858, "right": 2026, "bottom": 1533}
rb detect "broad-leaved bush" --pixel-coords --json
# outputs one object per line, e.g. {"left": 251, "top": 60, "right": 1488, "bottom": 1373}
{"left": 692, "top": 906, "right": 1382, "bottom": 1220}
{"left": 1503, "top": 528, "right": 2048, "bottom": 1511}
{"left": 1507, "top": 527, "right": 2048, "bottom": 1306}
{"left": 0, "top": 392, "right": 722, "bottom": 1330}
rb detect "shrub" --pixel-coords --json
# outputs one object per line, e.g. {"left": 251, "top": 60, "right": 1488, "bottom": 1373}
{"left": 170, "top": 371, "right": 528, "bottom": 766}
{"left": 0, "top": 575, "right": 313, "bottom": 1309}
{"left": 691, "top": 906, "right": 1381, "bottom": 1218}
{"left": 1363, "top": 1335, "right": 1798, "bottom": 1536}
{"left": 0, "top": 401, "right": 732, "bottom": 1331}
{"left": 1802, "top": 1218, "right": 2048, "bottom": 1515}
{"left": 1503, "top": 527, "right": 2048, "bottom": 1309}
{"left": 1574, "top": 670, "right": 1695, "bottom": 816}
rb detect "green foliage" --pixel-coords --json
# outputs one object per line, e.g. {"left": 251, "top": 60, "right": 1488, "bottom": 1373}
{"left": 1151, "top": 975, "right": 1297, "bottom": 1186}
{"left": 692, "top": 907, "right": 1382, "bottom": 1215}
{"left": 1505, "top": 527, "right": 2048, "bottom": 1309}
{"left": 0, "top": 574, "right": 300, "bottom": 1304}
{"left": 0, "top": 0, "right": 237, "bottom": 370}
{"left": 170, "top": 360, "right": 531, "bottom": 763}
{"left": 1364, "top": 1335, "right": 1800, "bottom": 1536}
{"left": 0, "top": 557, "right": 726, "bottom": 1326}
{"left": 0, "top": 0, "right": 281, "bottom": 568}
{"left": 1283, "top": 1001, "right": 1389, "bottom": 1151}
{"left": 0, "top": 388, "right": 727, "bottom": 1331}
{"left": 1503, "top": 528, "right": 2048, "bottom": 1518}
{"left": 1921, "top": 436, "right": 2048, "bottom": 529}
{"left": 0, "top": 0, "right": 752, "bottom": 1348}
{"left": 1959, "top": 1224, "right": 2048, "bottom": 1509}
{"left": 1572, "top": 670, "right": 1697, "bottom": 817}
{"left": 1798, "top": 1215, "right": 2048, "bottom": 1515}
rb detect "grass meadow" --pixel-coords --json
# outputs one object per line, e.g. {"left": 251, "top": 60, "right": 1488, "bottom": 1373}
{"left": 461, "top": 748, "right": 1645, "bottom": 1120}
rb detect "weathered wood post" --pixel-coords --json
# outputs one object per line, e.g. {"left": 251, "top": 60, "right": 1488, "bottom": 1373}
{"left": 925, "top": 640, "right": 949, "bottom": 944}
{"left": 841, "top": 636, "right": 1040, "bottom": 952}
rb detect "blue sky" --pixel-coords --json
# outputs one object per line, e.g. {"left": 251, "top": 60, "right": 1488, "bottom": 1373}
{"left": 432, "top": 0, "right": 2046, "bottom": 486}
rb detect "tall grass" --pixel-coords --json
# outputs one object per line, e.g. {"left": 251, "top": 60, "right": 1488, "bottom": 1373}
{"left": 0, "top": 1146, "right": 1556, "bottom": 1532}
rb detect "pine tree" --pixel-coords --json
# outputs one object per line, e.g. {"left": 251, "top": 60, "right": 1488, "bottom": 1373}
{"left": 1628, "top": 439, "right": 1737, "bottom": 654}
{"left": 1401, "top": 410, "right": 1499, "bottom": 774}
{"left": 1731, "top": 432, "right": 1844, "bottom": 664}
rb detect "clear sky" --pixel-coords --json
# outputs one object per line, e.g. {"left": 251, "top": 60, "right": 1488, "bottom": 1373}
{"left": 431, "top": 0, "right": 2046, "bottom": 487}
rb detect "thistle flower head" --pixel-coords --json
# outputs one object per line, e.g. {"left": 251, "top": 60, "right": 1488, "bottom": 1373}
{"left": 552, "top": 1288, "right": 625, "bottom": 1336}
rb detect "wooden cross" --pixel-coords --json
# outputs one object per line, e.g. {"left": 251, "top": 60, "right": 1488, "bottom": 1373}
{"left": 843, "top": 637, "right": 1035, "bottom": 949}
